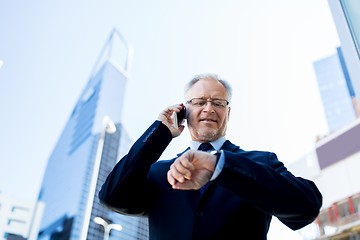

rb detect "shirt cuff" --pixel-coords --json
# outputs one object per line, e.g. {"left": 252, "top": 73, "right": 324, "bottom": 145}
{"left": 210, "top": 150, "right": 225, "bottom": 181}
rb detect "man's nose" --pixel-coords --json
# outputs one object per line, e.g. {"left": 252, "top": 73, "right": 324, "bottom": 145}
{"left": 203, "top": 101, "right": 215, "bottom": 112}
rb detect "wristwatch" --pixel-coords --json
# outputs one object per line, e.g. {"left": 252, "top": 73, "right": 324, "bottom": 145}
{"left": 209, "top": 150, "right": 222, "bottom": 163}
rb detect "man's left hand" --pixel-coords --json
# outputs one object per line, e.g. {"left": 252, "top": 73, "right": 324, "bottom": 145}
{"left": 167, "top": 150, "right": 217, "bottom": 190}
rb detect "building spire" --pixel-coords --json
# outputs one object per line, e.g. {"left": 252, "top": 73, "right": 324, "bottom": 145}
{"left": 90, "top": 28, "right": 133, "bottom": 78}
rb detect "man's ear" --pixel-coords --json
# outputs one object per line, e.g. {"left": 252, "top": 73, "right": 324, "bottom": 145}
{"left": 227, "top": 107, "right": 231, "bottom": 118}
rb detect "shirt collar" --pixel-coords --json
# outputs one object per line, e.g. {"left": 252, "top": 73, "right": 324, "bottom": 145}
{"left": 190, "top": 136, "right": 226, "bottom": 151}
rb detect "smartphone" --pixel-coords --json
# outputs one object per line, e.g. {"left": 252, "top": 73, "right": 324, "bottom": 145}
{"left": 173, "top": 107, "right": 186, "bottom": 129}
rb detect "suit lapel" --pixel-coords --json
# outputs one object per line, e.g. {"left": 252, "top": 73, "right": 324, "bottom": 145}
{"left": 221, "top": 140, "right": 240, "bottom": 152}
{"left": 196, "top": 140, "right": 239, "bottom": 200}
{"left": 177, "top": 147, "right": 190, "bottom": 157}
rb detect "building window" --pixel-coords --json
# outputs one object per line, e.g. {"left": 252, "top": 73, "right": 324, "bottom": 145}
{"left": 11, "top": 206, "right": 29, "bottom": 212}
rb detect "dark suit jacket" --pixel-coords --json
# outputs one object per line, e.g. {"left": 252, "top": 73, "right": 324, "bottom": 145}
{"left": 99, "top": 120, "right": 322, "bottom": 240}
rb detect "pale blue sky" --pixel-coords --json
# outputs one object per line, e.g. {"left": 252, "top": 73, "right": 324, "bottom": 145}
{"left": 0, "top": 0, "right": 339, "bottom": 238}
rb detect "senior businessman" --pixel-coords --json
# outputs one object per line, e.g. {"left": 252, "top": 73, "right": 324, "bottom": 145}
{"left": 99, "top": 73, "right": 322, "bottom": 240}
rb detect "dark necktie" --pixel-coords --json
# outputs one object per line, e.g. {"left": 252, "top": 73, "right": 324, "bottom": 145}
{"left": 198, "top": 142, "right": 214, "bottom": 152}
{"left": 198, "top": 143, "right": 214, "bottom": 195}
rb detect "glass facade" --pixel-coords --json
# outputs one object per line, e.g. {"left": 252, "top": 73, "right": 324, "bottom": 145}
{"left": 340, "top": 0, "right": 360, "bottom": 59}
{"left": 38, "top": 60, "right": 149, "bottom": 240}
{"left": 313, "top": 47, "right": 356, "bottom": 132}
{"left": 328, "top": 0, "right": 360, "bottom": 111}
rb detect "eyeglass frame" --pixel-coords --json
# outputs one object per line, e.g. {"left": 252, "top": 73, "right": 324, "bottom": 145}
{"left": 186, "top": 98, "right": 230, "bottom": 108}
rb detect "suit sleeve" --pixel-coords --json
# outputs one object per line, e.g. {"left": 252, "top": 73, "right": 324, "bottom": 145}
{"left": 214, "top": 150, "right": 322, "bottom": 230}
{"left": 99, "top": 120, "right": 172, "bottom": 216}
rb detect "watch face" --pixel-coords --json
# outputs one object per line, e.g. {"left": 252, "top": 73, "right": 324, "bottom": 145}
{"left": 210, "top": 150, "right": 221, "bottom": 161}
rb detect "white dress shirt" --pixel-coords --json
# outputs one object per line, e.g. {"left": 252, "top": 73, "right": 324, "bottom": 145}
{"left": 189, "top": 137, "right": 226, "bottom": 181}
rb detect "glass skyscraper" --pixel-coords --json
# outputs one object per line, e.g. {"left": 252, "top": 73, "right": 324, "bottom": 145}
{"left": 37, "top": 30, "right": 149, "bottom": 240}
{"left": 313, "top": 47, "right": 357, "bottom": 132}
{"left": 328, "top": 0, "right": 360, "bottom": 107}
{"left": 339, "top": 0, "right": 360, "bottom": 58}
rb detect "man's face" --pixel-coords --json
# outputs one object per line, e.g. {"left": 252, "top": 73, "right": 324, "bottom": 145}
{"left": 186, "top": 78, "right": 231, "bottom": 143}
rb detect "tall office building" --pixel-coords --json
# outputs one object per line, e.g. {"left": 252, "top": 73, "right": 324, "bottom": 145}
{"left": 313, "top": 47, "right": 358, "bottom": 132}
{"left": 328, "top": 0, "right": 360, "bottom": 106}
{"left": 38, "top": 30, "right": 149, "bottom": 240}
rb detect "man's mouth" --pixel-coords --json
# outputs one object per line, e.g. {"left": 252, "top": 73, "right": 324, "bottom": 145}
{"left": 200, "top": 118, "right": 217, "bottom": 123}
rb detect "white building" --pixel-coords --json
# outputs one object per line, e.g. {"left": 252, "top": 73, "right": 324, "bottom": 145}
{"left": 0, "top": 194, "right": 44, "bottom": 240}
{"left": 288, "top": 118, "right": 360, "bottom": 239}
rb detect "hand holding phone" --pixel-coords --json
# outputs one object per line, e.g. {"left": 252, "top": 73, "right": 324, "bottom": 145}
{"left": 157, "top": 104, "right": 186, "bottom": 137}
{"left": 173, "top": 107, "right": 186, "bottom": 129}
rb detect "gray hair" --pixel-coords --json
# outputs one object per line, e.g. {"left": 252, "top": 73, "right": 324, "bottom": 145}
{"left": 184, "top": 73, "right": 232, "bottom": 102}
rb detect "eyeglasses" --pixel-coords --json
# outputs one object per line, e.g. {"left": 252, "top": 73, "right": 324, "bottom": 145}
{"left": 186, "top": 98, "right": 229, "bottom": 108}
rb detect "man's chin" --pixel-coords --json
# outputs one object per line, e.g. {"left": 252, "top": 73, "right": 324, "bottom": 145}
{"left": 197, "top": 130, "right": 219, "bottom": 142}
